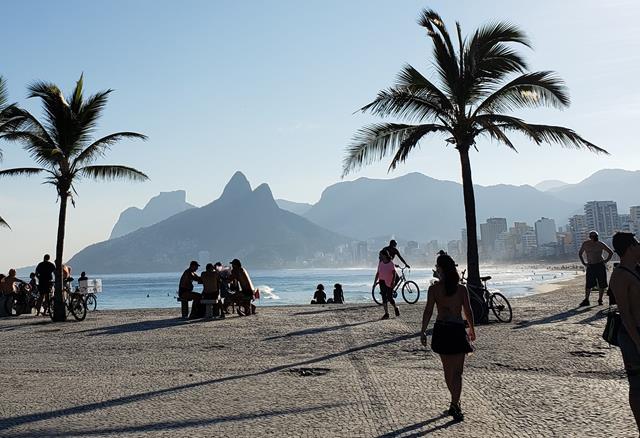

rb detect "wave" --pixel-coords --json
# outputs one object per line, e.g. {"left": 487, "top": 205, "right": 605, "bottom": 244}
{"left": 257, "top": 285, "right": 280, "bottom": 300}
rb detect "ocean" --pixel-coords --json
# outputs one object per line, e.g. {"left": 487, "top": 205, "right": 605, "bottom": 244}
{"left": 84, "top": 265, "right": 580, "bottom": 311}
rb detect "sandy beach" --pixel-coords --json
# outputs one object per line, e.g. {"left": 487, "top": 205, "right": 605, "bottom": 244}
{"left": 0, "top": 277, "right": 634, "bottom": 437}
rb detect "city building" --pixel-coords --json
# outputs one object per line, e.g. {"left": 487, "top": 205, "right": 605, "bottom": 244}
{"left": 535, "top": 217, "right": 557, "bottom": 246}
{"left": 480, "top": 217, "right": 507, "bottom": 253}
{"left": 584, "top": 201, "right": 620, "bottom": 238}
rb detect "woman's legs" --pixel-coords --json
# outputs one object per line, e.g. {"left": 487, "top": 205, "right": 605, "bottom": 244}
{"left": 439, "top": 353, "right": 466, "bottom": 405}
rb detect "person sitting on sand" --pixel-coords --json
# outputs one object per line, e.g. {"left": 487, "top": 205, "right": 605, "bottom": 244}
{"left": 333, "top": 283, "right": 344, "bottom": 304}
{"left": 178, "top": 261, "right": 203, "bottom": 319}
{"left": 230, "top": 259, "right": 257, "bottom": 316}
{"left": 201, "top": 263, "right": 222, "bottom": 318}
{"left": 610, "top": 232, "right": 640, "bottom": 433}
{"left": 374, "top": 249, "right": 400, "bottom": 320}
{"left": 311, "top": 284, "right": 326, "bottom": 304}
{"left": 421, "top": 253, "right": 476, "bottom": 422}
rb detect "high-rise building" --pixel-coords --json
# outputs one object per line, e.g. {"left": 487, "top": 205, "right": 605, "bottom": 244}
{"left": 521, "top": 231, "right": 538, "bottom": 255}
{"left": 584, "top": 201, "right": 620, "bottom": 238}
{"left": 535, "top": 217, "right": 557, "bottom": 246}
{"left": 631, "top": 206, "right": 640, "bottom": 223}
{"left": 460, "top": 229, "right": 467, "bottom": 257}
{"left": 480, "top": 218, "right": 507, "bottom": 252}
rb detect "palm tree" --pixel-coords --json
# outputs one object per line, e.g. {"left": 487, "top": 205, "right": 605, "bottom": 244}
{"left": 0, "top": 75, "right": 23, "bottom": 229}
{"left": 0, "top": 75, "right": 148, "bottom": 321}
{"left": 343, "top": 9, "right": 606, "bottom": 287}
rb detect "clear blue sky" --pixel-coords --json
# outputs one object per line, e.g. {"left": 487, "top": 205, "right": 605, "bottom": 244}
{"left": 1, "top": 0, "right": 638, "bottom": 267}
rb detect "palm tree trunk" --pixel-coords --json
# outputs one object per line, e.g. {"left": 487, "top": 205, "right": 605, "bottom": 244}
{"left": 52, "top": 192, "right": 68, "bottom": 322}
{"left": 458, "top": 146, "right": 481, "bottom": 287}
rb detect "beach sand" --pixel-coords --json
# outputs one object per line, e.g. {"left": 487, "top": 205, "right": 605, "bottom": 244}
{"left": 0, "top": 277, "right": 634, "bottom": 437}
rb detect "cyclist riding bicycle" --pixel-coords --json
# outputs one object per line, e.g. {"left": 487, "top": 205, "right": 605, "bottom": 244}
{"left": 382, "top": 240, "right": 410, "bottom": 285}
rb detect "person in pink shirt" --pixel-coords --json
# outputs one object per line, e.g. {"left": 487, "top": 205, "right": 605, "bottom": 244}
{"left": 374, "top": 249, "right": 400, "bottom": 320}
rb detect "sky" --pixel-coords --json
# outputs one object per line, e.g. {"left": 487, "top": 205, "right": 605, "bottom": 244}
{"left": 0, "top": 0, "right": 639, "bottom": 268}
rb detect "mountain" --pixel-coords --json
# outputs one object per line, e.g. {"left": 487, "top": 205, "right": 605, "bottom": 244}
{"left": 110, "top": 190, "right": 195, "bottom": 239}
{"left": 546, "top": 169, "right": 640, "bottom": 211}
{"left": 69, "top": 172, "right": 349, "bottom": 274}
{"left": 534, "top": 180, "right": 568, "bottom": 192}
{"left": 276, "top": 199, "right": 313, "bottom": 216}
{"left": 304, "top": 173, "right": 580, "bottom": 242}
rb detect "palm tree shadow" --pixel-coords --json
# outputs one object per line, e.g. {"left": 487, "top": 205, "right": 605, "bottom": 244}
{"left": 376, "top": 414, "right": 456, "bottom": 437}
{"left": 513, "top": 306, "right": 593, "bottom": 329}
{"left": 72, "top": 317, "right": 192, "bottom": 336}
{"left": 1, "top": 403, "right": 346, "bottom": 438}
{"left": 264, "top": 320, "right": 377, "bottom": 340}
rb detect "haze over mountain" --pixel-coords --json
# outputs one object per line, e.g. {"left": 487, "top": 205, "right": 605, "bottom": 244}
{"left": 275, "top": 199, "right": 313, "bottom": 216}
{"left": 544, "top": 169, "right": 640, "bottom": 210}
{"left": 303, "top": 173, "right": 581, "bottom": 242}
{"left": 69, "top": 172, "right": 349, "bottom": 273}
{"left": 110, "top": 190, "right": 195, "bottom": 239}
{"left": 534, "top": 180, "right": 568, "bottom": 192}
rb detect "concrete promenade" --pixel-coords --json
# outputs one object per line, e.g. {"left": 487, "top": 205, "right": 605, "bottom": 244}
{"left": 0, "top": 278, "right": 634, "bottom": 437}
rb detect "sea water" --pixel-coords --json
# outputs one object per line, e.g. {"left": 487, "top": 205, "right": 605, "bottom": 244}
{"left": 85, "top": 265, "right": 580, "bottom": 310}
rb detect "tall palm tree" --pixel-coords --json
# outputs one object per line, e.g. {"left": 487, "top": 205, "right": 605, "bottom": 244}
{"left": 0, "top": 75, "right": 148, "bottom": 321}
{"left": 343, "top": 9, "right": 606, "bottom": 287}
{"left": 0, "top": 75, "right": 23, "bottom": 229}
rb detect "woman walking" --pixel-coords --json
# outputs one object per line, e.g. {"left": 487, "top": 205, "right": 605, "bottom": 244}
{"left": 420, "top": 253, "right": 475, "bottom": 421}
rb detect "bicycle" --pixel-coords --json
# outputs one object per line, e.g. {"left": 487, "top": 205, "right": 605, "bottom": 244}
{"left": 46, "top": 281, "right": 87, "bottom": 321}
{"left": 372, "top": 265, "right": 420, "bottom": 305}
{"left": 460, "top": 270, "right": 512, "bottom": 323}
{"left": 4, "top": 283, "right": 38, "bottom": 316}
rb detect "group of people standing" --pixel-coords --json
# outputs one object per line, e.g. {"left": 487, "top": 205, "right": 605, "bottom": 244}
{"left": 178, "top": 258, "right": 258, "bottom": 319}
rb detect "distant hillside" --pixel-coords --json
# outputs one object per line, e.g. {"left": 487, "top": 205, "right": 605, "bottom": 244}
{"left": 534, "top": 180, "right": 568, "bottom": 192}
{"left": 546, "top": 169, "right": 640, "bottom": 210}
{"left": 110, "top": 190, "right": 195, "bottom": 239}
{"left": 70, "top": 172, "right": 349, "bottom": 273}
{"left": 276, "top": 199, "right": 313, "bottom": 216}
{"left": 304, "top": 173, "right": 580, "bottom": 242}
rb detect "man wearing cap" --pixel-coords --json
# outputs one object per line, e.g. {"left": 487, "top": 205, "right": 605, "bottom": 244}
{"left": 609, "top": 232, "right": 640, "bottom": 432}
{"left": 178, "top": 261, "right": 202, "bottom": 318}
{"left": 230, "top": 259, "right": 256, "bottom": 316}
{"left": 578, "top": 230, "right": 614, "bottom": 306}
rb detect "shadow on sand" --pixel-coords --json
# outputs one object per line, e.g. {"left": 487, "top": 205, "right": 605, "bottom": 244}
{"left": 293, "top": 304, "right": 375, "bottom": 316}
{"left": 513, "top": 306, "right": 594, "bottom": 330}
{"left": 1, "top": 404, "right": 347, "bottom": 437}
{"left": 376, "top": 414, "right": 457, "bottom": 437}
{"left": 0, "top": 332, "right": 420, "bottom": 432}
{"left": 264, "top": 319, "right": 377, "bottom": 341}
{"left": 72, "top": 317, "right": 195, "bottom": 336}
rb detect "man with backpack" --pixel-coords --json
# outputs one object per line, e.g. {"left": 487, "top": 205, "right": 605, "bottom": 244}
{"left": 610, "top": 232, "right": 640, "bottom": 433}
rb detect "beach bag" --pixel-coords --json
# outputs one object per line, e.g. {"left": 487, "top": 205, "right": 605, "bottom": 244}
{"left": 602, "top": 309, "right": 621, "bottom": 346}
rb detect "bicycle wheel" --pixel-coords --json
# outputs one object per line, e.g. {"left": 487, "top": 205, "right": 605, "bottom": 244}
{"left": 401, "top": 281, "right": 420, "bottom": 304}
{"left": 371, "top": 282, "right": 383, "bottom": 305}
{"left": 490, "top": 292, "right": 512, "bottom": 323}
{"left": 4, "top": 293, "right": 21, "bottom": 316}
{"left": 70, "top": 296, "right": 87, "bottom": 321}
{"left": 85, "top": 294, "right": 97, "bottom": 311}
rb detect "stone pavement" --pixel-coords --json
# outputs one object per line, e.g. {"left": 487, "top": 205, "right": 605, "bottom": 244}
{"left": 0, "top": 278, "right": 635, "bottom": 437}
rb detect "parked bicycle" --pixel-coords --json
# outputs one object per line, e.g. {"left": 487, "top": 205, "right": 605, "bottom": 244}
{"left": 460, "top": 270, "right": 512, "bottom": 323}
{"left": 372, "top": 265, "right": 420, "bottom": 305}
{"left": 46, "top": 281, "right": 87, "bottom": 321}
{"left": 4, "top": 283, "right": 38, "bottom": 316}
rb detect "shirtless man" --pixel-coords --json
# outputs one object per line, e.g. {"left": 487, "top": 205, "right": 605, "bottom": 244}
{"left": 178, "top": 261, "right": 202, "bottom": 318}
{"left": 200, "top": 263, "right": 222, "bottom": 318}
{"left": 609, "top": 232, "right": 640, "bottom": 433}
{"left": 578, "top": 231, "right": 613, "bottom": 306}
{"left": 382, "top": 240, "right": 410, "bottom": 269}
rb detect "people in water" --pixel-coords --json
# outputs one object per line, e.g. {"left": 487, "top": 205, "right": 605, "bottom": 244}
{"left": 311, "top": 284, "right": 326, "bottom": 304}
{"left": 421, "top": 253, "right": 475, "bottom": 422}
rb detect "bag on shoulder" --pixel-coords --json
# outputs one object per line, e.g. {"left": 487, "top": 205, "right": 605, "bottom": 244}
{"left": 602, "top": 309, "right": 621, "bottom": 346}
